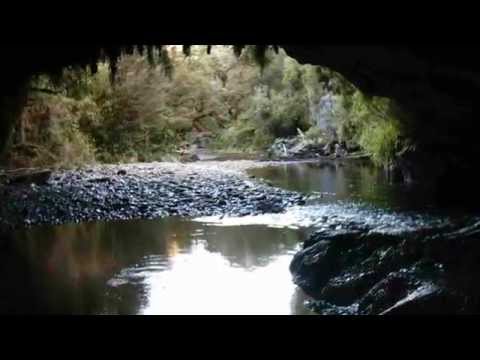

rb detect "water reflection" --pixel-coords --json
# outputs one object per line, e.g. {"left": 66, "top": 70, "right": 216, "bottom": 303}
{"left": 2, "top": 159, "right": 454, "bottom": 315}
{"left": 141, "top": 242, "right": 301, "bottom": 314}
{"left": 0, "top": 218, "right": 314, "bottom": 315}
{"left": 249, "top": 159, "right": 439, "bottom": 211}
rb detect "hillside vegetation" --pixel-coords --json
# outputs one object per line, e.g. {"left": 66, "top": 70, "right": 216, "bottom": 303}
{"left": 6, "top": 45, "right": 407, "bottom": 169}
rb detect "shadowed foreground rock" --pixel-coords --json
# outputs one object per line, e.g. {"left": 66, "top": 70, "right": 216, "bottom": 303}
{"left": 290, "top": 220, "right": 480, "bottom": 314}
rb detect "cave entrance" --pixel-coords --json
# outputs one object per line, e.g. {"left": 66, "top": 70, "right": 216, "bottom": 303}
{"left": 2, "top": 45, "right": 399, "bottom": 172}
{"left": 1, "top": 45, "right": 479, "bottom": 315}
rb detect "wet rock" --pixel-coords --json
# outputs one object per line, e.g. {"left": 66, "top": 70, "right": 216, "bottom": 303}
{"left": 117, "top": 169, "right": 127, "bottom": 176}
{"left": 306, "top": 299, "right": 359, "bottom": 315}
{"left": 379, "top": 283, "right": 462, "bottom": 315}
{"left": 289, "top": 220, "right": 480, "bottom": 314}
{"left": 320, "top": 271, "right": 382, "bottom": 306}
{"left": 357, "top": 271, "right": 418, "bottom": 314}
{"left": 290, "top": 234, "right": 361, "bottom": 296}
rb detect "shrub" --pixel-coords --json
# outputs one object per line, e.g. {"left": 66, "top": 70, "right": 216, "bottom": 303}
{"left": 304, "top": 126, "right": 328, "bottom": 143}
{"left": 332, "top": 90, "right": 407, "bottom": 166}
{"left": 359, "top": 118, "right": 402, "bottom": 166}
{"left": 9, "top": 93, "right": 97, "bottom": 169}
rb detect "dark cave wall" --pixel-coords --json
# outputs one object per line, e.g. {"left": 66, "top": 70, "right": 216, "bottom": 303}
{"left": 282, "top": 45, "right": 480, "bottom": 141}
{"left": 282, "top": 45, "right": 480, "bottom": 195}
{"left": 0, "top": 73, "right": 30, "bottom": 161}
{"left": 0, "top": 45, "right": 117, "bottom": 160}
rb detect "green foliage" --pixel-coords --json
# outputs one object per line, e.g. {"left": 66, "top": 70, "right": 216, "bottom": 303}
{"left": 359, "top": 118, "right": 402, "bottom": 166}
{"left": 8, "top": 93, "right": 97, "bottom": 169}
{"left": 6, "top": 45, "right": 408, "bottom": 169}
{"left": 214, "top": 121, "right": 259, "bottom": 152}
{"left": 11, "top": 47, "right": 252, "bottom": 165}
{"left": 215, "top": 51, "right": 316, "bottom": 150}
{"left": 282, "top": 57, "right": 304, "bottom": 92}
{"left": 332, "top": 90, "right": 406, "bottom": 166}
{"left": 216, "top": 83, "right": 309, "bottom": 151}
{"left": 304, "top": 126, "right": 328, "bottom": 143}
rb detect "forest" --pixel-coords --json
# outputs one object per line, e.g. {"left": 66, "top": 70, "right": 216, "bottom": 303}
{"left": 6, "top": 45, "right": 406, "bottom": 170}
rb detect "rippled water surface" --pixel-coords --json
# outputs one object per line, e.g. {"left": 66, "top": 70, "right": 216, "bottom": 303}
{"left": 1, "top": 159, "right": 469, "bottom": 314}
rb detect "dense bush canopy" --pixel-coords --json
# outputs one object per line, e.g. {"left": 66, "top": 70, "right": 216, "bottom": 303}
{"left": 6, "top": 45, "right": 407, "bottom": 168}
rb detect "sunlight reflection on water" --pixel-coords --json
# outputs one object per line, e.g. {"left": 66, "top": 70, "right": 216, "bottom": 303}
{"left": 140, "top": 241, "right": 298, "bottom": 315}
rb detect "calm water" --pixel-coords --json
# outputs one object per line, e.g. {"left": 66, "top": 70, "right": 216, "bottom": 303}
{"left": 0, "top": 218, "right": 315, "bottom": 314}
{"left": 0, "top": 159, "right": 465, "bottom": 314}
{"left": 249, "top": 159, "right": 440, "bottom": 211}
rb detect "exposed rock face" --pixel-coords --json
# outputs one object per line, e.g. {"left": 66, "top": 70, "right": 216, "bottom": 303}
{"left": 290, "top": 220, "right": 480, "bottom": 315}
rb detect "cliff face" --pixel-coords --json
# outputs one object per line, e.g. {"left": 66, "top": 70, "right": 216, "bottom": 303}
{"left": 2, "top": 45, "right": 479, "bottom": 202}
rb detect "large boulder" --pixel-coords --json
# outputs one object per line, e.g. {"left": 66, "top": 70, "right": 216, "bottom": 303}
{"left": 290, "top": 220, "right": 480, "bottom": 314}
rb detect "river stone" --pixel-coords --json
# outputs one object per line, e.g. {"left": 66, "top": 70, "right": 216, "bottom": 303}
{"left": 0, "top": 162, "right": 306, "bottom": 230}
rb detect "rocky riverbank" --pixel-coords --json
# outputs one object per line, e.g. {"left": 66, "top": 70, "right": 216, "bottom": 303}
{"left": 266, "top": 136, "right": 366, "bottom": 161}
{"left": 290, "top": 219, "right": 480, "bottom": 314}
{"left": 0, "top": 160, "right": 306, "bottom": 230}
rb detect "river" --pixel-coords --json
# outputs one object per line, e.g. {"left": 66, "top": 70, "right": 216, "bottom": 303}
{"left": 0, "top": 158, "right": 473, "bottom": 314}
